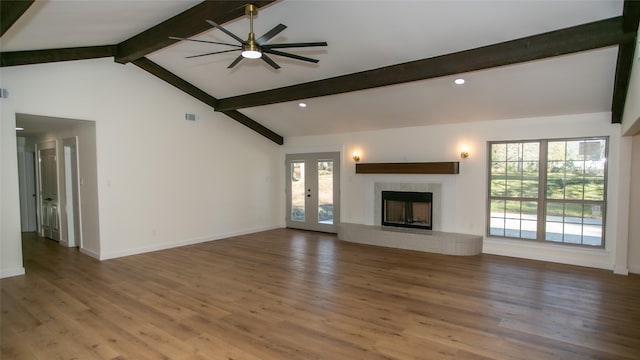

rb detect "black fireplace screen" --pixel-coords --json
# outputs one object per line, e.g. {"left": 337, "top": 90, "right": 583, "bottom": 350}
{"left": 382, "top": 191, "right": 432, "bottom": 230}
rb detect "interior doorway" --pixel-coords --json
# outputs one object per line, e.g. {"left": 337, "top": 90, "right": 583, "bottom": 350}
{"left": 285, "top": 152, "right": 340, "bottom": 233}
{"left": 15, "top": 113, "right": 99, "bottom": 255}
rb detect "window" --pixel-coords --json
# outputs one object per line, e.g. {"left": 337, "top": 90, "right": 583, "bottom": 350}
{"left": 488, "top": 138, "right": 607, "bottom": 247}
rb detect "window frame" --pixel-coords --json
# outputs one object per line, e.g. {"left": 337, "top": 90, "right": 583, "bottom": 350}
{"left": 486, "top": 136, "right": 608, "bottom": 248}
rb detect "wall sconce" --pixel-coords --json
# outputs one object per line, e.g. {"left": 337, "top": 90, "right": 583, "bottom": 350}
{"left": 352, "top": 151, "right": 361, "bottom": 162}
{"left": 460, "top": 146, "right": 470, "bottom": 159}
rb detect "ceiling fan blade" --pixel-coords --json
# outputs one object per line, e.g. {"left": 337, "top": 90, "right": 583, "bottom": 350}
{"left": 206, "top": 20, "right": 246, "bottom": 44}
{"left": 255, "top": 24, "right": 287, "bottom": 45}
{"left": 260, "top": 53, "right": 281, "bottom": 69}
{"left": 186, "top": 49, "right": 240, "bottom": 59}
{"left": 262, "top": 42, "right": 327, "bottom": 49}
{"left": 263, "top": 49, "right": 319, "bottom": 64}
{"left": 228, "top": 55, "right": 244, "bottom": 68}
{"left": 169, "top": 36, "right": 241, "bottom": 48}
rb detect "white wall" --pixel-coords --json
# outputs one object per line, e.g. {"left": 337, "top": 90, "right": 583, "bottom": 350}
{"left": 0, "top": 58, "right": 283, "bottom": 265}
{"left": 285, "top": 112, "right": 628, "bottom": 271}
{"left": 620, "top": 31, "right": 640, "bottom": 274}
{"left": 1, "top": 99, "right": 25, "bottom": 278}
{"left": 622, "top": 32, "right": 640, "bottom": 136}
{"left": 628, "top": 135, "right": 640, "bottom": 273}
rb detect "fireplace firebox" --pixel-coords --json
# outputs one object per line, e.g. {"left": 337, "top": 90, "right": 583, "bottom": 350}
{"left": 382, "top": 191, "right": 433, "bottom": 230}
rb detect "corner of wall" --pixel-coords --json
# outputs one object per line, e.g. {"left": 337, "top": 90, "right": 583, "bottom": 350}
{"left": 0, "top": 267, "right": 26, "bottom": 279}
{"left": 622, "top": 34, "right": 640, "bottom": 135}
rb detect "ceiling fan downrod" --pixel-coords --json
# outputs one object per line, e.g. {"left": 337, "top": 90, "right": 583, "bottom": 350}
{"left": 242, "top": 4, "right": 262, "bottom": 59}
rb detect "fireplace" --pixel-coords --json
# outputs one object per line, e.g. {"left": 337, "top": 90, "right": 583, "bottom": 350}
{"left": 382, "top": 191, "right": 433, "bottom": 230}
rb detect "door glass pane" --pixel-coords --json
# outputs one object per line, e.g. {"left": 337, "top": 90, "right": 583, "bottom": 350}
{"left": 318, "top": 160, "right": 333, "bottom": 224}
{"left": 291, "top": 161, "right": 305, "bottom": 222}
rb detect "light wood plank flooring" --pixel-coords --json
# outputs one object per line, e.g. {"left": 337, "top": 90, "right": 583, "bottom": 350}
{"left": 2, "top": 229, "right": 640, "bottom": 359}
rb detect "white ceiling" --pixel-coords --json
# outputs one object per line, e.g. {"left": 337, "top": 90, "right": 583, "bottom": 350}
{"left": 3, "top": 0, "right": 624, "bottom": 139}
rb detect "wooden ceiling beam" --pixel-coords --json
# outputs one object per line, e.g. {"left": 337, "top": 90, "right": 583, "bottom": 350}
{"left": 611, "top": 0, "right": 640, "bottom": 123}
{"left": 132, "top": 57, "right": 283, "bottom": 145}
{"left": 214, "top": 16, "right": 634, "bottom": 113}
{"left": 0, "top": 0, "right": 35, "bottom": 36}
{"left": 1, "top": 45, "right": 115, "bottom": 67}
{"left": 622, "top": 0, "right": 640, "bottom": 33}
{"left": 115, "top": 0, "right": 277, "bottom": 64}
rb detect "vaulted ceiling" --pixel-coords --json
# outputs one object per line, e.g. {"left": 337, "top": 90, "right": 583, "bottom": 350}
{"left": 2, "top": 1, "right": 639, "bottom": 145}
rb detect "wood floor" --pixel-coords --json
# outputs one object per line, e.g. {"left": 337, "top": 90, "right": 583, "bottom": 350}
{"left": 2, "top": 230, "right": 640, "bottom": 359}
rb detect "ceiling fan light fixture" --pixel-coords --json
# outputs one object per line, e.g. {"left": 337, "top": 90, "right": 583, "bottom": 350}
{"left": 242, "top": 44, "right": 262, "bottom": 59}
{"left": 242, "top": 30, "right": 262, "bottom": 59}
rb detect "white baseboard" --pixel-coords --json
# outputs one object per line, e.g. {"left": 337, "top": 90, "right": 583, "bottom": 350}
{"left": 98, "top": 225, "right": 282, "bottom": 261}
{"left": 80, "top": 247, "right": 101, "bottom": 260}
{"left": 613, "top": 265, "right": 629, "bottom": 276}
{"left": 1, "top": 267, "right": 26, "bottom": 279}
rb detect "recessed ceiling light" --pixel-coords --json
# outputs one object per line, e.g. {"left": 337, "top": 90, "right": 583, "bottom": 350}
{"left": 454, "top": 78, "right": 465, "bottom": 85}
{"left": 298, "top": 103, "right": 307, "bottom": 108}
{"left": 16, "top": 127, "right": 24, "bottom": 131}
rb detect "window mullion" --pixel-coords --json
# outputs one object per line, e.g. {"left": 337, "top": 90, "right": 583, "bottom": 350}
{"left": 537, "top": 140, "right": 548, "bottom": 242}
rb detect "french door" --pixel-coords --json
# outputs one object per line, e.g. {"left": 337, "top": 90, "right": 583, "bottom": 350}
{"left": 285, "top": 152, "right": 340, "bottom": 233}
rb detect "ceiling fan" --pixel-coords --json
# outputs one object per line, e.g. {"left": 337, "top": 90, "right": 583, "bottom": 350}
{"left": 170, "top": 4, "right": 327, "bottom": 69}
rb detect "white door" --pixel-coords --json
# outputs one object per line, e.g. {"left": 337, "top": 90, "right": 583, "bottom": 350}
{"left": 285, "top": 152, "right": 340, "bottom": 233}
{"left": 25, "top": 151, "right": 38, "bottom": 232}
{"left": 38, "top": 145, "right": 60, "bottom": 240}
{"left": 63, "top": 137, "right": 82, "bottom": 248}
{"left": 17, "top": 148, "right": 38, "bottom": 232}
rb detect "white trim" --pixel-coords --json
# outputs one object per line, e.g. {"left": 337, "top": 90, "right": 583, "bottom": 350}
{"left": 613, "top": 265, "right": 629, "bottom": 276}
{"left": 63, "top": 136, "right": 83, "bottom": 249}
{"left": 1, "top": 267, "right": 26, "bottom": 278}
{"left": 614, "top": 136, "right": 632, "bottom": 274}
{"left": 98, "top": 225, "right": 282, "bottom": 261}
{"left": 79, "top": 247, "right": 100, "bottom": 260}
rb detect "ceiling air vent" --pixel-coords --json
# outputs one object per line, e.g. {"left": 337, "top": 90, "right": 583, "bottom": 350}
{"left": 0, "top": 88, "right": 8, "bottom": 99}
{"left": 185, "top": 113, "right": 197, "bottom": 121}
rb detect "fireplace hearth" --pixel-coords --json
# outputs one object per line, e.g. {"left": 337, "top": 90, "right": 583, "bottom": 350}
{"left": 382, "top": 191, "right": 433, "bottom": 230}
